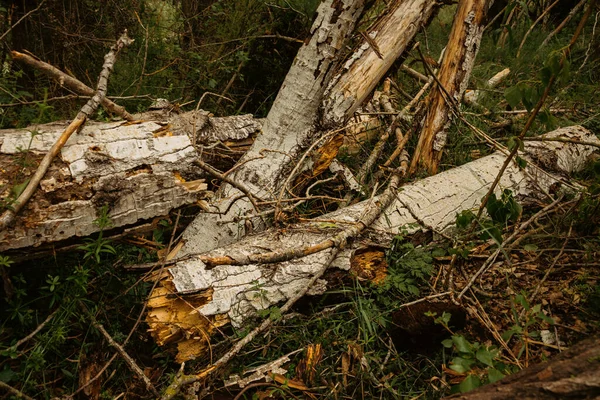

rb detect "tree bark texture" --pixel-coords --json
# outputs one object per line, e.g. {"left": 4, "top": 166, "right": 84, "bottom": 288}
{"left": 177, "top": 0, "right": 368, "bottom": 257}
{"left": 410, "top": 0, "right": 492, "bottom": 175}
{"left": 177, "top": 0, "right": 440, "bottom": 258}
{"left": 145, "top": 126, "right": 600, "bottom": 362}
{"left": 321, "top": 0, "right": 438, "bottom": 127}
{"left": 0, "top": 112, "right": 260, "bottom": 251}
{"left": 444, "top": 334, "right": 600, "bottom": 399}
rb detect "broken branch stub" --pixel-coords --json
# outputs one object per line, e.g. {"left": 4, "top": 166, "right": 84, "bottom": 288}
{"left": 146, "top": 126, "right": 600, "bottom": 363}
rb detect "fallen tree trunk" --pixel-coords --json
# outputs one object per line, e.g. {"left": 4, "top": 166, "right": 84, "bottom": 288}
{"left": 146, "top": 126, "right": 600, "bottom": 362}
{"left": 0, "top": 112, "right": 260, "bottom": 251}
{"left": 444, "top": 334, "right": 600, "bottom": 399}
{"left": 410, "top": 0, "right": 492, "bottom": 175}
{"left": 177, "top": 0, "right": 439, "bottom": 257}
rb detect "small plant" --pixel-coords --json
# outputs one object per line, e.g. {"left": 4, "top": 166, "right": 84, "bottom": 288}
{"left": 502, "top": 293, "right": 554, "bottom": 357}
{"left": 382, "top": 234, "right": 435, "bottom": 296}
{"left": 442, "top": 334, "right": 508, "bottom": 393}
{"left": 456, "top": 189, "right": 522, "bottom": 244}
{"left": 78, "top": 205, "right": 116, "bottom": 263}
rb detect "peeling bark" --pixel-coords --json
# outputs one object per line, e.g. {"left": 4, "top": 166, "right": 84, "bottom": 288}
{"left": 321, "top": 0, "right": 438, "bottom": 127}
{"left": 178, "top": 0, "right": 367, "bottom": 256}
{"left": 0, "top": 113, "right": 260, "bottom": 251}
{"left": 146, "top": 126, "right": 599, "bottom": 362}
{"left": 410, "top": 0, "right": 492, "bottom": 175}
{"left": 178, "top": 0, "right": 442, "bottom": 258}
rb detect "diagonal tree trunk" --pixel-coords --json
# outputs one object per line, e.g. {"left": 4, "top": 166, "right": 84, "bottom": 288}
{"left": 178, "top": 0, "right": 440, "bottom": 257}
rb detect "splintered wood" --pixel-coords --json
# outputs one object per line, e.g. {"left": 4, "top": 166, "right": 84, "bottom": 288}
{"left": 147, "top": 126, "right": 599, "bottom": 362}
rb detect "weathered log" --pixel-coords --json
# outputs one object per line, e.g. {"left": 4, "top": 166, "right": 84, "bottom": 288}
{"left": 410, "top": 0, "right": 492, "bottom": 175}
{"left": 146, "top": 126, "right": 599, "bottom": 362}
{"left": 177, "top": 0, "right": 440, "bottom": 258}
{"left": 443, "top": 334, "right": 600, "bottom": 400}
{"left": 0, "top": 112, "right": 260, "bottom": 251}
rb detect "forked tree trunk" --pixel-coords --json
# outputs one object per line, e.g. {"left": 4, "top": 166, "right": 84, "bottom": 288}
{"left": 146, "top": 126, "right": 600, "bottom": 362}
{"left": 410, "top": 0, "right": 492, "bottom": 175}
{"left": 177, "top": 0, "right": 439, "bottom": 257}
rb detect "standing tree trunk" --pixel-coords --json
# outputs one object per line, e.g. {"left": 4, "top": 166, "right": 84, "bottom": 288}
{"left": 410, "top": 0, "right": 492, "bottom": 175}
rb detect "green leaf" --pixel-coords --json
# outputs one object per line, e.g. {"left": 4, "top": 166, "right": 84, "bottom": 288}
{"left": 442, "top": 338, "right": 453, "bottom": 348}
{"left": 476, "top": 347, "right": 496, "bottom": 367}
{"left": 450, "top": 357, "right": 472, "bottom": 374}
{"left": 0, "top": 368, "right": 16, "bottom": 383}
{"left": 456, "top": 210, "right": 475, "bottom": 229}
{"left": 432, "top": 247, "right": 446, "bottom": 257}
{"left": 487, "top": 368, "right": 506, "bottom": 383}
{"left": 523, "top": 244, "right": 538, "bottom": 252}
{"left": 539, "top": 67, "right": 552, "bottom": 86}
{"left": 504, "top": 85, "right": 522, "bottom": 109}
{"left": 452, "top": 335, "right": 472, "bottom": 353}
{"left": 458, "top": 374, "right": 481, "bottom": 393}
{"left": 11, "top": 179, "right": 30, "bottom": 198}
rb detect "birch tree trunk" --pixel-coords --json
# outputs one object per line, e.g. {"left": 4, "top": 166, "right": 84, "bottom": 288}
{"left": 410, "top": 0, "right": 492, "bottom": 175}
{"left": 0, "top": 113, "right": 259, "bottom": 252}
{"left": 178, "top": 0, "right": 439, "bottom": 257}
{"left": 146, "top": 126, "right": 600, "bottom": 362}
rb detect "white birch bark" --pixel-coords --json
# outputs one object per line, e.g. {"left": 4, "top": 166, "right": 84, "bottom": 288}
{"left": 147, "top": 126, "right": 599, "bottom": 362}
{"left": 0, "top": 113, "right": 259, "bottom": 251}
{"left": 179, "top": 0, "right": 367, "bottom": 255}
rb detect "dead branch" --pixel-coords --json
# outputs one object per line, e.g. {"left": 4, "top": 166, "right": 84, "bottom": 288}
{"left": 410, "top": 0, "right": 491, "bottom": 175}
{"left": 541, "top": 0, "right": 588, "bottom": 48}
{"left": 0, "top": 31, "right": 133, "bottom": 231}
{"left": 11, "top": 50, "right": 133, "bottom": 121}
{"left": 0, "top": 0, "right": 46, "bottom": 42}
{"left": 458, "top": 194, "right": 565, "bottom": 299}
{"left": 14, "top": 308, "right": 59, "bottom": 349}
{"left": 92, "top": 321, "right": 159, "bottom": 396}
{"left": 517, "top": 0, "right": 562, "bottom": 58}
{"left": 0, "top": 381, "right": 35, "bottom": 400}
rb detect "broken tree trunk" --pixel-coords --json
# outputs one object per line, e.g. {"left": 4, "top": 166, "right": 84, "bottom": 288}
{"left": 0, "top": 112, "right": 260, "bottom": 252}
{"left": 146, "top": 126, "right": 599, "bottom": 362}
{"left": 443, "top": 334, "right": 600, "bottom": 399}
{"left": 177, "top": 0, "right": 439, "bottom": 257}
{"left": 410, "top": 0, "right": 492, "bottom": 175}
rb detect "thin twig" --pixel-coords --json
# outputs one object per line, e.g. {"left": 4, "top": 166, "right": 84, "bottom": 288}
{"left": 0, "top": 0, "right": 46, "bottom": 42}
{"left": 517, "top": 0, "right": 561, "bottom": 58}
{"left": 458, "top": 195, "right": 564, "bottom": 299}
{"left": 0, "top": 381, "right": 35, "bottom": 400}
{"left": 475, "top": 0, "right": 595, "bottom": 220}
{"left": 11, "top": 51, "right": 133, "bottom": 120}
{"left": 541, "top": 0, "right": 588, "bottom": 48}
{"left": 92, "top": 321, "right": 159, "bottom": 396}
{"left": 528, "top": 223, "right": 573, "bottom": 305}
{"left": 14, "top": 308, "right": 59, "bottom": 349}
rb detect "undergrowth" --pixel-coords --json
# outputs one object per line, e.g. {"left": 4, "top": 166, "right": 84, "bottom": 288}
{"left": 1, "top": 0, "right": 600, "bottom": 399}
